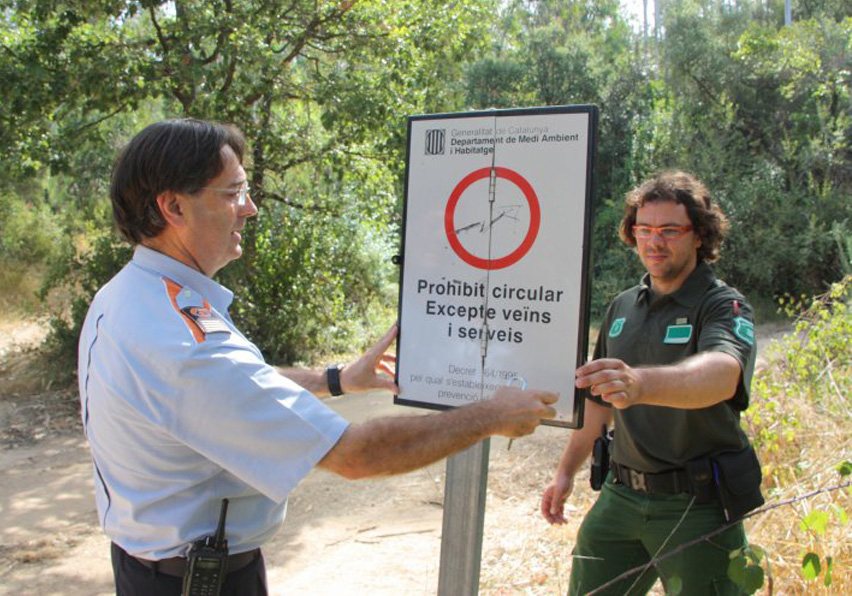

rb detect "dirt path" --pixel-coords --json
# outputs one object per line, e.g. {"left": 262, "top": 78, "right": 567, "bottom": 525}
{"left": 0, "top": 391, "right": 571, "bottom": 595}
{"left": 0, "top": 321, "right": 788, "bottom": 595}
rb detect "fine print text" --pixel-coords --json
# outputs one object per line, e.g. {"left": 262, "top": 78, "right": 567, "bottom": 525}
{"left": 449, "top": 125, "right": 580, "bottom": 156}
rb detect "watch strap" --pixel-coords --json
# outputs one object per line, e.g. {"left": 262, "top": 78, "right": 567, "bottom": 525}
{"left": 327, "top": 364, "right": 344, "bottom": 396}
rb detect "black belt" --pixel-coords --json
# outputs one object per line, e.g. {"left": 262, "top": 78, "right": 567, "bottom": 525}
{"left": 611, "top": 462, "right": 690, "bottom": 495}
{"left": 121, "top": 545, "right": 260, "bottom": 578}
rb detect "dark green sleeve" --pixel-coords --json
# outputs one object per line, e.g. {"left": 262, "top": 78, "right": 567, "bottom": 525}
{"left": 697, "top": 287, "right": 757, "bottom": 411}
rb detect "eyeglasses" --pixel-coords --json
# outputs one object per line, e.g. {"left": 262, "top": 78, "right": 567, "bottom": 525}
{"left": 632, "top": 225, "right": 693, "bottom": 241}
{"left": 201, "top": 185, "right": 250, "bottom": 207}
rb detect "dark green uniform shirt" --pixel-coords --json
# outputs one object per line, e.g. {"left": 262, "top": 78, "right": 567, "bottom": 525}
{"left": 591, "top": 262, "right": 757, "bottom": 473}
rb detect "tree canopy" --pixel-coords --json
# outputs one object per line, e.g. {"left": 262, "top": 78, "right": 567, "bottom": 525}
{"left": 1, "top": 0, "right": 850, "bottom": 362}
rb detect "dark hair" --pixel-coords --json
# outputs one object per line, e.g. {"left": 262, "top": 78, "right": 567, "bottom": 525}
{"left": 110, "top": 118, "right": 246, "bottom": 244}
{"left": 619, "top": 170, "right": 729, "bottom": 263}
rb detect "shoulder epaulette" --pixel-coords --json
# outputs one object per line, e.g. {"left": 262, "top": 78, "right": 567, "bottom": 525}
{"left": 162, "top": 277, "right": 230, "bottom": 343}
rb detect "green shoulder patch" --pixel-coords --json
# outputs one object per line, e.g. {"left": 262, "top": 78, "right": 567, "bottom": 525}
{"left": 733, "top": 316, "right": 755, "bottom": 345}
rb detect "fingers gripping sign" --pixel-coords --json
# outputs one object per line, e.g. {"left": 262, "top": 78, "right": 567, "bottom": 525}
{"left": 488, "top": 385, "right": 558, "bottom": 439}
{"left": 575, "top": 358, "right": 644, "bottom": 409}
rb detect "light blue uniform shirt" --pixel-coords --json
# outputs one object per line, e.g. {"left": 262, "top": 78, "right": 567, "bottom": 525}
{"left": 78, "top": 246, "right": 349, "bottom": 559}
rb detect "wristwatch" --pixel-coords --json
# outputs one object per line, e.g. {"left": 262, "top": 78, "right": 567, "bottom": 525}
{"left": 326, "top": 364, "right": 345, "bottom": 396}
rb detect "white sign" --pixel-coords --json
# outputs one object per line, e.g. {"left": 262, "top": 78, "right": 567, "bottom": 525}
{"left": 395, "top": 106, "right": 597, "bottom": 428}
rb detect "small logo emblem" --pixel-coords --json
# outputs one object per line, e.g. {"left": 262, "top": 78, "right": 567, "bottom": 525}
{"left": 733, "top": 316, "right": 755, "bottom": 345}
{"left": 609, "top": 317, "right": 625, "bottom": 338}
{"left": 425, "top": 129, "right": 445, "bottom": 155}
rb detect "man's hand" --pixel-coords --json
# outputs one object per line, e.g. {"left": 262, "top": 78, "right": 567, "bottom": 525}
{"left": 576, "top": 353, "right": 742, "bottom": 410}
{"left": 319, "top": 384, "right": 557, "bottom": 479}
{"left": 485, "top": 386, "right": 558, "bottom": 437}
{"left": 540, "top": 473, "right": 575, "bottom": 525}
{"left": 575, "top": 358, "right": 643, "bottom": 409}
{"left": 340, "top": 324, "right": 399, "bottom": 394}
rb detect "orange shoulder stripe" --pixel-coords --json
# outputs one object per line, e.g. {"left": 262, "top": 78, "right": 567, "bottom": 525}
{"left": 163, "top": 277, "right": 206, "bottom": 343}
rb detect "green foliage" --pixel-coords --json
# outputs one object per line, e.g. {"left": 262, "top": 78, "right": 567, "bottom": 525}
{"left": 2, "top": 0, "right": 493, "bottom": 367}
{"left": 639, "top": 4, "right": 852, "bottom": 299}
{"left": 745, "top": 277, "right": 851, "bottom": 462}
{"left": 40, "top": 231, "right": 133, "bottom": 382}
{"left": 741, "top": 281, "right": 851, "bottom": 592}
{"left": 801, "top": 509, "right": 832, "bottom": 536}
{"left": 665, "top": 574, "right": 682, "bottom": 595}
{"left": 727, "top": 545, "right": 767, "bottom": 594}
{"left": 802, "top": 551, "right": 821, "bottom": 581}
{"left": 0, "top": 189, "right": 64, "bottom": 264}
{"left": 3, "top": 0, "right": 852, "bottom": 369}
{"left": 832, "top": 222, "right": 852, "bottom": 276}
{"left": 775, "top": 277, "right": 852, "bottom": 414}
{"left": 801, "top": 549, "right": 836, "bottom": 586}
{"left": 221, "top": 201, "right": 396, "bottom": 364}
{"left": 796, "top": 484, "right": 847, "bottom": 587}
{"left": 464, "top": 0, "right": 851, "bottom": 315}
{"left": 715, "top": 168, "right": 851, "bottom": 300}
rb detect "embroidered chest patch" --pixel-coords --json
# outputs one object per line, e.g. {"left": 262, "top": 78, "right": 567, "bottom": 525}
{"left": 609, "top": 317, "right": 626, "bottom": 338}
{"left": 663, "top": 324, "right": 693, "bottom": 344}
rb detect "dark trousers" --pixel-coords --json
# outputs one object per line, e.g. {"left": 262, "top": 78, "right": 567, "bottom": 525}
{"left": 111, "top": 543, "right": 268, "bottom": 596}
{"left": 569, "top": 477, "right": 748, "bottom": 595}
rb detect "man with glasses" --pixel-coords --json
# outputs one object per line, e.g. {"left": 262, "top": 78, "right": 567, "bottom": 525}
{"left": 540, "top": 171, "right": 761, "bottom": 594}
{"left": 79, "top": 118, "right": 557, "bottom": 595}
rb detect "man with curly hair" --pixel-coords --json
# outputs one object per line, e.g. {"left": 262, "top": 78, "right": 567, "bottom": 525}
{"left": 540, "top": 171, "right": 762, "bottom": 595}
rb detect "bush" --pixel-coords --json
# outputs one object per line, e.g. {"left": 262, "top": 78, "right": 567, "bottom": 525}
{"left": 0, "top": 191, "right": 68, "bottom": 313}
{"left": 41, "top": 201, "right": 396, "bottom": 380}
{"left": 0, "top": 192, "right": 64, "bottom": 265}
{"left": 222, "top": 203, "right": 396, "bottom": 365}
{"left": 740, "top": 275, "right": 852, "bottom": 593}
{"left": 717, "top": 170, "right": 852, "bottom": 301}
{"left": 40, "top": 231, "right": 133, "bottom": 382}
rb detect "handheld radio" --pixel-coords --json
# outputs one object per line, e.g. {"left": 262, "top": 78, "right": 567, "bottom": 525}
{"left": 183, "top": 499, "right": 229, "bottom": 596}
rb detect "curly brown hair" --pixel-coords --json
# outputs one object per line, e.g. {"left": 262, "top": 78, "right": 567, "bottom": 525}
{"left": 619, "top": 171, "right": 729, "bottom": 263}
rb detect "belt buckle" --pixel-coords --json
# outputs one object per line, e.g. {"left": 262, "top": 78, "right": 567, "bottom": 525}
{"left": 629, "top": 469, "right": 647, "bottom": 492}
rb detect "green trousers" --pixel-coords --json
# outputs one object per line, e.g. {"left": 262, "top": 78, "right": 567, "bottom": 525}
{"left": 569, "top": 475, "right": 748, "bottom": 596}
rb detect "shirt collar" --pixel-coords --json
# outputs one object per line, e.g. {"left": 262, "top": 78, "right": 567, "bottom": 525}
{"left": 637, "top": 261, "right": 716, "bottom": 308}
{"left": 131, "top": 245, "right": 234, "bottom": 314}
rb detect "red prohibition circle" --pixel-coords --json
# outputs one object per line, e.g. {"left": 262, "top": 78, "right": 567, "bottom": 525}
{"left": 444, "top": 167, "right": 541, "bottom": 270}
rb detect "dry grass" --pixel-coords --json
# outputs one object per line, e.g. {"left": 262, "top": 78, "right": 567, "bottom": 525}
{"left": 740, "top": 344, "right": 852, "bottom": 594}
{"left": 0, "top": 258, "right": 45, "bottom": 317}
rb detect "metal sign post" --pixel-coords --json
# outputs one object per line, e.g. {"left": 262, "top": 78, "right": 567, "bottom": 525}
{"left": 438, "top": 439, "right": 490, "bottom": 596}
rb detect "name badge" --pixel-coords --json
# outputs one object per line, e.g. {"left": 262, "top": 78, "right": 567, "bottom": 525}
{"left": 663, "top": 324, "right": 693, "bottom": 344}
